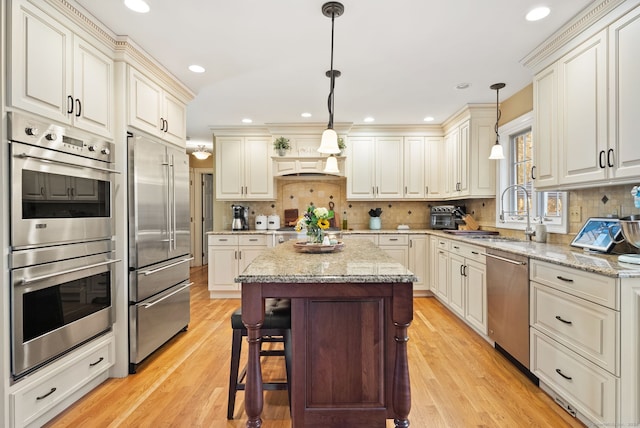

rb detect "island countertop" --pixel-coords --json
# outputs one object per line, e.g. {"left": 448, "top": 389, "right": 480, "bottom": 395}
{"left": 235, "top": 239, "right": 418, "bottom": 284}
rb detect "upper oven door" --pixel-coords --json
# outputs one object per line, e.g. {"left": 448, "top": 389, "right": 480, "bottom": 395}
{"left": 11, "top": 141, "right": 114, "bottom": 249}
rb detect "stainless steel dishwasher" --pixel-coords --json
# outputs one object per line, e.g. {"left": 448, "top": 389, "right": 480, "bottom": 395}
{"left": 486, "top": 248, "right": 531, "bottom": 371}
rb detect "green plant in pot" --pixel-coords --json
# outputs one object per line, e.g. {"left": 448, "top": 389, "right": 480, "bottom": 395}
{"left": 273, "top": 137, "right": 291, "bottom": 156}
{"left": 338, "top": 137, "right": 346, "bottom": 156}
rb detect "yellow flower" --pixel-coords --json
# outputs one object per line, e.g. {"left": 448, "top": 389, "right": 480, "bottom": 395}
{"left": 317, "top": 219, "right": 330, "bottom": 229}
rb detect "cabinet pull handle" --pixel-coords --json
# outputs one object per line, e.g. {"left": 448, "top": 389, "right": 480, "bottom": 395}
{"left": 389, "top": 238, "right": 398, "bottom": 241}
{"left": 425, "top": 186, "right": 428, "bottom": 195}
{"left": 164, "top": 119, "right": 169, "bottom": 133}
{"left": 555, "top": 368, "right": 572, "bottom": 380}
{"left": 607, "top": 148, "right": 614, "bottom": 168}
{"left": 36, "top": 387, "right": 57, "bottom": 400}
{"left": 598, "top": 150, "right": 606, "bottom": 169}
{"left": 75, "top": 98, "right": 82, "bottom": 117}
{"left": 464, "top": 265, "right": 468, "bottom": 276}
{"left": 556, "top": 275, "right": 574, "bottom": 283}
{"left": 249, "top": 238, "right": 258, "bottom": 242}
{"left": 531, "top": 165, "right": 536, "bottom": 180}
{"left": 89, "top": 357, "right": 104, "bottom": 367}
{"left": 238, "top": 251, "right": 242, "bottom": 260}
{"left": 404, "top": 186, "right": 407, "bottom": 194}
{"left": 471, "top": 251, "right": 479, "bottom": 255}
{"left": 67, "top": 95, "right": 74, "bottom": 114}
{"left": 555, "top": 315, "right": 572, "bottom": 325}
{"left": 235, "top": 250, "right": 238, "bottom": 260}
{"left": 453, "top": 245, "right": 459, "bottom": 249}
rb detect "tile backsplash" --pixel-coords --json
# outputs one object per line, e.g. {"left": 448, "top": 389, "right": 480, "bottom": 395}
{"left": 216, "top": 179, "right": 640, "bottom": 245}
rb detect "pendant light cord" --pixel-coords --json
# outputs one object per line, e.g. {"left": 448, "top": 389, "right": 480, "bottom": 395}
{"left": 494, "top": 86, "right": 502, "bottom": 144}
{"left": 327, "top": 10, "right": 336, "bottom": 129}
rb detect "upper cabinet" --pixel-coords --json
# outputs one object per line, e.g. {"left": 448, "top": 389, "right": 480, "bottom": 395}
{"left": 346, "top": 136, "right": 404, "bottom": 200}
{"left": 128, "top": 67, "right": 187, "bottom": 147}
{"left": 215, "top": 136, "right": 274, "bottom": 200}
{"left": 530, "top": 3, "right": 640, "bottom": 190}
{"left": 425, "top": 137, "right": 445, "bottom": 199}
{"left": 9, "top": 0, "right": 114, "bottom": 138}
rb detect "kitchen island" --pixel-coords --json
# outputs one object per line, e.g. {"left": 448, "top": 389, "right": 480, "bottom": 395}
{"left": 236, "top": 239, "right": 416, "bottom": 428}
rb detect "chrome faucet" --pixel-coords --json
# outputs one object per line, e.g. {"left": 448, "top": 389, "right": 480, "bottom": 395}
{"left": 499, "top": 184, "right": 535, "bottom": 240}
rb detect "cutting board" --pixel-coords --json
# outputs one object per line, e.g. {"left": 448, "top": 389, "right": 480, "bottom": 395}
{"left": 284, "top": 209, "right": 298, "bottom": 226}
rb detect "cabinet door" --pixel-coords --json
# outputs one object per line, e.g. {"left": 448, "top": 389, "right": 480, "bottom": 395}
{"left": 162, "top": 92, "right": 187, "bottom": 146}
{"left": 46, "top": 175, "right": 71, "bottom": 200}
{"left": 376, "top": 137, "right": 404, "bottom": 199}
{"left": 425, "top": 137, "right": 444, "bottom": 199}
{"left": 465, "top": 259, "right": 487, "bottom": 334}
{"left": 434, "top": 248, "right": 449, "bottom": 302}
{"left": 558, "top": 30, "right": 608, "bottom": 185}
{"left": 403, "top": 137, "right": 425, "bottom": 199}
{"left": 208, "top": 247, "right": 239, "bottom": 291}
{"left": 408, "top": 235, "right": 428, "bottom": 291}
{"left": 380, "top": 246, "right": 408, "bottom": 268}
{"left": 215, "top": 137, "right": 244, "bottom": 199}
{"left": 533, "top": 63, "right": 559, "bottom": 188}
{"left": 244, "top": 137, "right": 273, "bottom": 199}
{"left": 129, "top": 68, "right": 163, "bottom": 135}
{"left": 10, "top": 1, "right": 72, "bottom": 123}
{"left": 346, "top": 137, "right": 375, "bottom": 199}
{"left": 609, "top": 8, "right": 640, "bottom": 180}
{"left": 239, "top": 247, "right": 266, "bottom": 273}
{"left": 72, "top": 177, "right": 99, "bottom": 200}
{"left": 456, "top": 121, "right": 470, "bottom": 196}
{"left": 448, "top": 253, "right": 465, "bottom": 317}
{"left": 73, "top": 37, "right": 113, "bottom": 138}
{"left": 444, "top": 129, "right": 458, "bottom": 197}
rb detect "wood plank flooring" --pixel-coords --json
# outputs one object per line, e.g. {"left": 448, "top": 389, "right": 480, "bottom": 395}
{"left": 45, "top": 266, "right": 584, "bottom": 427}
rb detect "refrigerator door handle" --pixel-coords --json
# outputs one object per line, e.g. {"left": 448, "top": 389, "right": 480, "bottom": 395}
{"left": 163, "top": 156, "right": 172, "bottom": 247}
{"left": 171, "top": 154, "right": 177, "bottom": 250}
{"left": 142, "top": 257, "right": 194, "bottom": 276}
{"left": 140, "top": 282, "right": 193, "bottom": 309}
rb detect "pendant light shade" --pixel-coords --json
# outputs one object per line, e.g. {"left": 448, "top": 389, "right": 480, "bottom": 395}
{"left": 318, "top": 2, "right": 344, "bottom": 158}
{"left": 323, "top": 155, "right": 340, "bottom": 174}
{"left": 192, "top": 145, "right": 211, "bottom": 160}
{"left": 489, "top": 82, "right": 506, "bottom": 160}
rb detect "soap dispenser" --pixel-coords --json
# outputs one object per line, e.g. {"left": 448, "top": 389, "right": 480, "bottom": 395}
{"left": 535, "top": 218, "right": 547, "bottom": 243}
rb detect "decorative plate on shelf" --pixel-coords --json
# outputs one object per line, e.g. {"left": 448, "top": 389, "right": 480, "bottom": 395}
{"left": 293, "top": 241, "right": 345, "bottom": 253}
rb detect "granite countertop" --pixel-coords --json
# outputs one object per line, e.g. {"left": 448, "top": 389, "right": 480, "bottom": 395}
{"left": 236, "top": 239, "right": 418, "bottom": 284}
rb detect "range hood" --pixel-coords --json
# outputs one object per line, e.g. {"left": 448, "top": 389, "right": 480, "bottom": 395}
{"left": 272, "top": 156, "right": 345, "bottom": 177}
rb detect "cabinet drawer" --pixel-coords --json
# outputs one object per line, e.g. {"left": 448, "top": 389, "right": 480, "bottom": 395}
{"left": 531, "top": 283, "right": 619, "bottom": 375}
{"left": 449, "top": 242, "right": 485, "bottom": 263}
{"left": 434, "top": 237, "right": 450, "bottom": 251}
{"left": 531, "top": 330, "right": 618, "bottom": 426}
{"left": 530, "top": 260, "right": 618, "bottom": 309}
{"left": 378, "top": 234, "right": 409, "bottom": 246}
{"left": 208, "top": 235, "right": 239, "bottom": 246}
{"left": 11, "top": 335, "right": 114, "bottom": 427}
{"left": 239, "top": 235, "right": 267, "bottom": 246}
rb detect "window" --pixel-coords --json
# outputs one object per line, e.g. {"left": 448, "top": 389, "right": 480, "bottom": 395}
{"left": 496, "top": 112, "right": 568, "bottom": 233}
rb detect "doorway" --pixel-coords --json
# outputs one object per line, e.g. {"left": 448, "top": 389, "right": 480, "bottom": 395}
{"left": 190, "top": 168, "right": 214, "bottom": 267}
{"left": 201, "top": 173, "right": 213, "bottom": 265}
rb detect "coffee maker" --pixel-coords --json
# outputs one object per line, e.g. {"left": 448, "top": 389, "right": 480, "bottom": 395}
{"left": 232, "top": 205, "right": 249, "bottom": 231}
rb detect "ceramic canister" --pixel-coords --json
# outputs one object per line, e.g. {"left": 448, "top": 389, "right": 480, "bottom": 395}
{"left": 267, "top": 214, "right": 280, "bottom": 230}
{"left": 255, "top": 215, "right": 267, "bottom": 230}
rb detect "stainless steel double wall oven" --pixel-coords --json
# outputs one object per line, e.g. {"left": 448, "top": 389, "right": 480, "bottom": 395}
{"left": 8, "top": 112, "right": 119, "bottom": 380}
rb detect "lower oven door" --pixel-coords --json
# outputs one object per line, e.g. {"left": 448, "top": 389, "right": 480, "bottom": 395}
{"left": 129, "top": 281, "right": 192, "bottom": 367}
{"left": 11, "top": 252, "right": 117, "bottom": 379}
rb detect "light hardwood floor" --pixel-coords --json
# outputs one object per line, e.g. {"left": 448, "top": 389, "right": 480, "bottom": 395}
{"left": 45, "top": 266, "right": 584, "bottom": 427}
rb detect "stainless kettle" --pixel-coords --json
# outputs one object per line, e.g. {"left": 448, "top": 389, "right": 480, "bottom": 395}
{"left": 232, "top": 218, "right": 243, "bottom": 230}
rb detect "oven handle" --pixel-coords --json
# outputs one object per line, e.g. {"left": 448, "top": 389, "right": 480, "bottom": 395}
{"left": 21, "top": 258, "right": 121, "bottom": 285}
{"left": 15, "top": 153, "right": 120, "bottom": 174}
{"left": 142, "top": 257, "right": 194, "bottom": 276}
{"left": 140, "top": 282, "right": 193, "bottom": 309}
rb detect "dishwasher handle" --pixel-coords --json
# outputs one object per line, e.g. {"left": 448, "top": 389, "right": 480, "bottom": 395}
{"left": 483, "top": 252, "right": 527, "bottom": 266}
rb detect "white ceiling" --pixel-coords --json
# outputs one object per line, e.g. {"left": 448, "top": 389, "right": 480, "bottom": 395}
{"left": 75, "top": 0, "right": 594, "bottom": 149}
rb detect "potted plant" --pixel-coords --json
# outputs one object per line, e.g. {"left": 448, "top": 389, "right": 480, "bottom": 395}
{"left": 273, "top": 137, "right": 291, "bottom": 156}
{"left": 338, "top": 137, "right": 346, "bottom": 156}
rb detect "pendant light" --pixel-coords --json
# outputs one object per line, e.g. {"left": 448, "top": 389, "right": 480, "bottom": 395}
{"left": 318, "top": 2, "right": 344, "bottom": 156}
{"left": 489, "top": 82, "right": 506, "bottom": 160}
{"left": 192, "top": 145, "right": 211, "bottom": 160}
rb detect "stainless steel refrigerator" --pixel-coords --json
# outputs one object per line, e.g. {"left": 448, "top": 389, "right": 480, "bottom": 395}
{"left": 127, "top": 131, "right": 192, "bottom": 373}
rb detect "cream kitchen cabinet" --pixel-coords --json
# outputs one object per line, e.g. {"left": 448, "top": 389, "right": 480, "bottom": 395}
{"left": 447, "top": 241, "right": 487, "bottom": 334}
{"left": 532, "top": 63, "right": 559, "bottom": 188}
{"left": 128, "top": 67, "right": 187, "bottom": 147}
{"left": 408, "top": 234, "right": 429, "bottom": 294}
{"left": 378, "top": 234, "right": 409, "bottom": 268}
{"left": 443, "top": 107, "right": 495, "bottom": 199}
{"left": 9, "top": 0, "right": 114, "bottom": 138}
{"left": 430, "top": 236, "right": 450, "bottom": 303}
{"left": 215, "top": 136, "right": 274, "bottom": 200}
{"left": 425, "top": 137, "right": 445, "bottom": 199}
{"left": 45, "top": 175, "right": 99, "bottom": 201}
{"left": 530, "top": 259, "right": 620, "bottom": 426}
{"left": 346, "top": 136, "right": 404, "bottom": 200}
{"left": 208, "top": 234, "right": 269, "bottom": 298}
{"left": 403, "top": 137, "right": 426, "bottom": 199}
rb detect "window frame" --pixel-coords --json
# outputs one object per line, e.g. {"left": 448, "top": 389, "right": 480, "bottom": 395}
{"left": 495, "top": 111, "right": 568, "bottom": 234}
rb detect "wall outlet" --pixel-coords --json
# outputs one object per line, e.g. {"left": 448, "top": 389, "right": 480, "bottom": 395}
{"left": 570, "top": 207, "right": 582, "bottom": 222}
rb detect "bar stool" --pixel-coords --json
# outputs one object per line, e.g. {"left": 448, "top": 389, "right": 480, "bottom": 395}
{"left": 227, "top": 298, "right": 292, "bottom": 420}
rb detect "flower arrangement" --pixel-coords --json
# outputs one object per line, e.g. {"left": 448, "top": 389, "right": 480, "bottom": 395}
{"left": 273, "top": 136, "right": 291, "bottom": 154}
{"left": 295, "top": 206, "right": 334, "bottom": 243}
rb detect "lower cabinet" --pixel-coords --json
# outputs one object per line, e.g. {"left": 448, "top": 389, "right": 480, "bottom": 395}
{"left": 10, "top": 333, "right": 114, "bottom": 428}
{"left": 408, "top": 235, "right": 429, "bottom": 293}
{"left": 208, "top": 234, "right": 268, "bottom": 298}
{"left": 429, "top": 236, "right": 487, "bottom": 335}
{"left": 529, "top": 259, "right": 620, "bottom": 427}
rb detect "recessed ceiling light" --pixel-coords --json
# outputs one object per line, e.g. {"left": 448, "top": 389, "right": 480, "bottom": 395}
{"left": 242, "top": 118, "right": 252, "bottom": 124}
{"left": 124, "top": 0, "right": 150, "bottom": 13}
{"left": 455, "top": 83, "right": 470, "bottom": 90}
{"left": 423, "top": 116, "right": 435, "bottom": 122}
{"left": 526, "top": 6, "right": 550, "bottom": 21}
{"left": 188, "top": 65, "right": 205, "bottom": 73}
{"left": 364, "top": 117, "right": 375, "bottom": 123}
{"left": 301, "top": 112, "right": 312, "bottom": 118}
